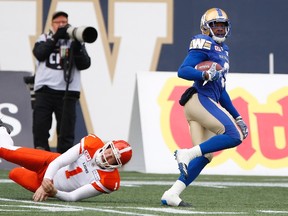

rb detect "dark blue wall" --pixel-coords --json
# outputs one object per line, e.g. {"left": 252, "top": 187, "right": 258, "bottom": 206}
{"left": 42, "top": 0, "right": 286, "bottom": 74}
{"left": 158, "top": 0, "right": 287, "bottom": 74}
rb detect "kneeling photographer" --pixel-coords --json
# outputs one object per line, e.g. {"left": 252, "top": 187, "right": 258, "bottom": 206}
{"left": 32, "top": 11, "right": 96, "bottom": 153}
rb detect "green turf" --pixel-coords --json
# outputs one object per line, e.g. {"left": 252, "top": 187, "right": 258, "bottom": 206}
{"left": 1, "top": 170, "right": 288, "bottom": 215}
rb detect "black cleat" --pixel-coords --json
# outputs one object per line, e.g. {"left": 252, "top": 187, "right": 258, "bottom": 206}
{"left": 0, "top": 119, "right": 12, "bottom": 134}
{"left": 178, "top": 200, "right": 192, "bottom": 207}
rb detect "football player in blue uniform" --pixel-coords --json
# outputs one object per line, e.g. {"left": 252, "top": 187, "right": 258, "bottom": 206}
{"left": 161, "top": 8, "right": 248, "bottom": 207}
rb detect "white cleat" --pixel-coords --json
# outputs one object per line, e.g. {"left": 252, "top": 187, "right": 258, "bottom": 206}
{"left": 174, "top": 149, "right": 191, "bottom": 165}
{"left": 161, "top": 191, "right": 182, "bottom": 206}
{"left": 161, "top": 191, "right": 192, "bottom": 207}
{"left": 174, "top": 149, "right": 191, "bottom": 179}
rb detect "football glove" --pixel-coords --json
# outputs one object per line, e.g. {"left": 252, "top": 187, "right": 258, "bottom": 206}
{"left": 202, "top": 62, "right": 221, "bottom": 81}
{"left": 235, "top": 116, "right": 248, "bottom": 139}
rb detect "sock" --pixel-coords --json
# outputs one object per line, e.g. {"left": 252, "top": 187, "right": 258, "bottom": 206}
{"left": 199, "top": 134, "right": 241, "bottom": 155}
{"left": 187, "top": 145, "right": 202, "bottom": 159}
{"left": 167, "top": 180, "right": 186, "bottom": 196}
{"left": 179, "top": 156, "right": 210, "bottom": 186}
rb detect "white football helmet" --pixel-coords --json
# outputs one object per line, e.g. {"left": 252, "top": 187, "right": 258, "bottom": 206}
{"left": 200, "top": 8, "right": 231, "bottom": 43}
{"left": 95, "top": 140, "right": 132, "bottom": 169}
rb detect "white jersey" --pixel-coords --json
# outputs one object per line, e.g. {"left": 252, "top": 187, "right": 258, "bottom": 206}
{"left": 44, "top": 134, "right": 121, "bottom": 201}
{"left": 34, "top": 33, "right": 81, "bottom": 92}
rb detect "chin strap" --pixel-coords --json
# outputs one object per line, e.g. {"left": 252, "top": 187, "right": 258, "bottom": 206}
{"left": 212, "top": 35, "right": 226, "bottom": 43}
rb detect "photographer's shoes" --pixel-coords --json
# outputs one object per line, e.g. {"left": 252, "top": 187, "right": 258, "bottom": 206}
{"left": 0, "top": 119, "right": 12, "bottom": 134}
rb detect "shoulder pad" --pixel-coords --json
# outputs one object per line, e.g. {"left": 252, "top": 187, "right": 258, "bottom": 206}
{"left": 189, "top": 34, "right": 215, "bottom": 50}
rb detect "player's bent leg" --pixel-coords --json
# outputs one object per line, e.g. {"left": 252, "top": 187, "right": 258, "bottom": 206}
{"left": 175, "top": 95, "right": 221, "bottom": 178}
{"left": 199, "top": 134, "right": 241, "bottom": 155}
{"left": 180, "top": 156, "right": 211, "bottom": 184}
{"left": 9, "top": 167, "right": 41, "bottom": 192}
{"left": 177, "top": 135, "right": 241, "bottom": 178}
{"left": 0, "top": 147, "right": 60, "bottom": 172}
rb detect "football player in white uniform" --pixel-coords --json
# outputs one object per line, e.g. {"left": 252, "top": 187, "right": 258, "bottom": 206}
{"left": 0, "top": 120, "right": 132, "bottom": 202}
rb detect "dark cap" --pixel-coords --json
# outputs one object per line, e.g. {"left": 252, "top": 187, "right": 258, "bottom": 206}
{"left": 52, "top": 11, "right": 68, "bottom": 20}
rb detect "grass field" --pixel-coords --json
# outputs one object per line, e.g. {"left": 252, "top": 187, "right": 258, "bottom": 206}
{"left": 1, "top": 169, "right": 288, "bottom": 215}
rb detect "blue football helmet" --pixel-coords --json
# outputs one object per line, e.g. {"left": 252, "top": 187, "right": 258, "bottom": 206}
{"left": 200, "top": 8, "right": 231, "bottom": 43}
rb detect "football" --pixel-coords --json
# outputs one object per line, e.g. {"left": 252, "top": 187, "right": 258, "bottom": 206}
{"left": 195, "top": 61, "right": 222, "bottom": 71}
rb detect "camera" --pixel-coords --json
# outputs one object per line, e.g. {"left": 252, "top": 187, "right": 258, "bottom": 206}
{"left": 67, "top": 26, "right": 98, "bottom": 43}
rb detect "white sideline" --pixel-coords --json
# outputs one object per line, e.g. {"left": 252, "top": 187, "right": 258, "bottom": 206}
{"left": 2, "top": 179, "right": 288, "bottom": 188}
{"left": 1, "top": 180, "right": 288, "bottom": 215}
{"left": 120, "top": 181, "right": 288, "bottom": 188}
{"left": 0, "top": 198, "right": 153, "bottom": 216}
{"left": 1, "top": 198, "right": 287, "bottom": 215}
{"left": 0, "top": 198, "right": 246, "bottom": 215}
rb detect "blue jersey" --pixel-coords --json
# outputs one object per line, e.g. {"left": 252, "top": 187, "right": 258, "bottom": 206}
{"left": 178, "top": 34, "right": 229, "bottom": 103}
{"left": 173, "top": 11, "right": 246, "bottom": 192}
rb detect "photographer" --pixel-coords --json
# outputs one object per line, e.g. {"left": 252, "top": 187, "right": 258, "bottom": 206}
{"left": 32, "top": 11, "right": 91, "bottom": 153}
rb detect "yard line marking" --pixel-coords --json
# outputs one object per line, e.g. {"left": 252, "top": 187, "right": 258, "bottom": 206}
{"left": 258, "top": 210, "right": 288, "bottom": 214}
{"left": 0, "top": 198, "right": 246, "bottom": 215}
{"left": 0, "top": 204, "right": 81, "bottom": 212}
{"left": 0, "top": 179, "right": 12, "bottom": 183}
{"left": 118, "top": 207, "right": 246, "bottom": 215}
{"left": 2, "top": 179, "right": 288, "bottom": 188}
{"left": 120, "top": 181, "right": 288, "bottom": 188}
{"left": 0, "top": 198, "right": 155, "bottom": 216}
{"left": 1, "top": 198, "right": 288, "bottom": 215}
